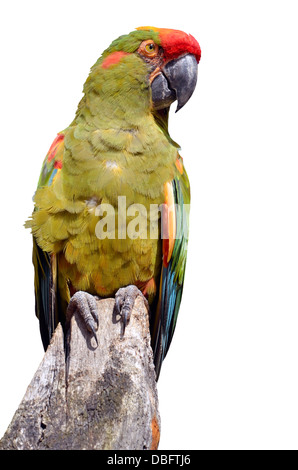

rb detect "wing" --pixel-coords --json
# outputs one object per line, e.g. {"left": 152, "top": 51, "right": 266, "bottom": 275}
{"left": 152, "top": 160, "right": 190, "bottom": 379}
{"left": 37, "top": 133, "right": 64, "bottom": 188}
{"left": 31, "top": 133, "right": 64, "bottom": 350}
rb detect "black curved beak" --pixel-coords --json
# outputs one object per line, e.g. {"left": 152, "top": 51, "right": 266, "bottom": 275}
{"left": 151, "top": 54, "right": 198, "bottom": 112}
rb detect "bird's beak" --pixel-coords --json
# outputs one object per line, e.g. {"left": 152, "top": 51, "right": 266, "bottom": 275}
{"left": 151, "top": 54, "right": 198, "bottom": 112}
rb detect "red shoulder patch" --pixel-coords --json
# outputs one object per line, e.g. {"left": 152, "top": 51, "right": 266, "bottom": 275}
{"left": 54, "top": 160, "right": 63, "bottom": 169}
{"left": 47, "top": 133, "right": 64, "bottom": 162}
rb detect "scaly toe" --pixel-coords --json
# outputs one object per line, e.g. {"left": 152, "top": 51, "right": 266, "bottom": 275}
{"left": 66, "top": 291, "right": 99, "bottom": 345}
{"left": 114, "top": 285, "right": 146, "bottom": 336}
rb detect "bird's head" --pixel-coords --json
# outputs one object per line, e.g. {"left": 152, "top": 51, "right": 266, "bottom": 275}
{"left": 135, "top": 26, "right": 201, "bottom": 112}
{"left": 79, "top": 27, "right": 201, "bottom": 127}
{"left": 103, "top": 27, "right": 200, "bottom": 111}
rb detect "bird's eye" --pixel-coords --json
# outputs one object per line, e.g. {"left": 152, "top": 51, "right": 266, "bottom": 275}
{"left": 145, "top": 43, "right": 155, "bottom": 52}
{"left": 138, "top": 40, "right": 159, "bottom": 58}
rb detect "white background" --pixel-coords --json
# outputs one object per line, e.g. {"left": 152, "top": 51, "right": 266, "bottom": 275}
{"left": 0, "top": 0, "right": 298, "bottom": 450}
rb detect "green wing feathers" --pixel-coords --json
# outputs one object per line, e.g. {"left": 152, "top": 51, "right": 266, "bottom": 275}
{"left": 152, "top": 164, "right": 190, "bottom": 379}
{"left": 27, "top": 134, "right": 66, "bottom": 349}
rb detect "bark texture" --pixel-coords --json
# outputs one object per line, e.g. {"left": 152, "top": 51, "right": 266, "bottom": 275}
{"left": 0, "top": 297, "right": 160, "bottom": 450}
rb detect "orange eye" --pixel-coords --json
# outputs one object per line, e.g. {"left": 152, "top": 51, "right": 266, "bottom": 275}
{"left": 139, "top": 40, "right": 159, "bottom": 58}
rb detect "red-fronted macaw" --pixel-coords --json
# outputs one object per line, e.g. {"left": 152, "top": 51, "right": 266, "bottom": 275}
{"left": 26, "top": 26, "right": 201, "bottom": 379}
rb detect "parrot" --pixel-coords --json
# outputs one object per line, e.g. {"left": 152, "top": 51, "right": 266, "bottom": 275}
{"left": 26, "top": 26, "right": 201, "bottom": 379}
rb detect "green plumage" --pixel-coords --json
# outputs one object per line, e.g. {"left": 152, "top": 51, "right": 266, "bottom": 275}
{"left": 100, "top": 30, "right": 161, "bottom": 59}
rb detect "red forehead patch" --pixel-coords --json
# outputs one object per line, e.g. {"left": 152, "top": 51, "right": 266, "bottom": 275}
{"left": 102, "top": 51, "right": 129, "bottom": 69}
{"left": 137, "top": 27, "right": 201, "bottom": 63}
{"left": 159, "top": 28, "right": 201, "bottom": 63}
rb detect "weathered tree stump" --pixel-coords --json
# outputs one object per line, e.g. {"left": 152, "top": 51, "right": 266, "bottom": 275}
{"left": 0, "top": 296, "right": 160, "bottom": 450}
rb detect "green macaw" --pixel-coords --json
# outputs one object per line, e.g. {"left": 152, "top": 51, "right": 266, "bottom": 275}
{"left": 26, "top": 26, "right": 201, "bottom": 379}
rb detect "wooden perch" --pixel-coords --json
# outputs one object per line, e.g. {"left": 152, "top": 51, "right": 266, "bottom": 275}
{"left": 0, "top": 296, "right": 160, "bottom": 450}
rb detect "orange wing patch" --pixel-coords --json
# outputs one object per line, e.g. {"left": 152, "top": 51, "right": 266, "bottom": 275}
{"left": 162, "top": 181, "right": 176, "bottom": 267}
{"left": 136, "top": 277, "right": 157, "bottom": 298}
{"left": 175, "top": 155, "right": 184, "bottom": 175}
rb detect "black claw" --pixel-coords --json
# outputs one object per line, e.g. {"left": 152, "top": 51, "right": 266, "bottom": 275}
{"left": 115, "top": 297, "right": 123, "bottom": 316}
{"left": 121, "top": 306, "right": 130, "bottom": 336}
{"left": 88, "top": 323, "right": 98, "bottom": 346}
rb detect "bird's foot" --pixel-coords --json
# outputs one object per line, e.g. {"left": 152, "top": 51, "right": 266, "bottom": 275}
{"left": 114, "top": 285, "right": 149, "bottom": 336}
{"left": 66, "top": 291, "right": 99, "bottom": 345}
